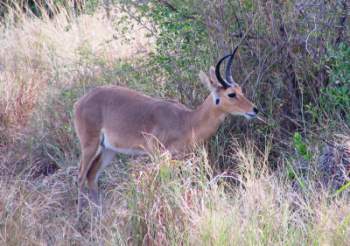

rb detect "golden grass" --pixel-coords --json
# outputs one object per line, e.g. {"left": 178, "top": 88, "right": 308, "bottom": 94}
{"left": 0, "top": 5, "right": 153, "bottom": 143}
{"left": 1, "top": 143, "right": 349, "bottom": 245}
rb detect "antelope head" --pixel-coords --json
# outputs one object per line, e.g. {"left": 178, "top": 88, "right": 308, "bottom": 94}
{"left": 199, "top": 47, "right": 258, "bottom": 119}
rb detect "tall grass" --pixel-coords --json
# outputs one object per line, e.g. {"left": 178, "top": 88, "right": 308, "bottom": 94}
{"left": 1, "top": 141, "right": 349, "bottom": 245}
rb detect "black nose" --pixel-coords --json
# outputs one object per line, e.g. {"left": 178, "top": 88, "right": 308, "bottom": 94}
{"left": 253, "top": 107, "right": 259, "bottom": 114}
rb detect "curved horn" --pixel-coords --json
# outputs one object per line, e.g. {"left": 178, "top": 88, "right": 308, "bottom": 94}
{"left": 225, "top": 46, "right": 239, "bottom": 85}
{"left": 215, "top": 53, "right": 232, "bottom": 89}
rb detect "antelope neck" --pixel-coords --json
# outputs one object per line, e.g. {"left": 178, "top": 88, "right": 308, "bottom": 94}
{"left": 189, "top": 95, "right": 227, "bottom": 142}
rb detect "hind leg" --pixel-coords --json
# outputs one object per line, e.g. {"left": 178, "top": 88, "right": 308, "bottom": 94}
{"left": 77, "top": 140, "right": 101, "bottom": 219}
{"left": 86, "top": 148, "right": 116, "bottom": 207}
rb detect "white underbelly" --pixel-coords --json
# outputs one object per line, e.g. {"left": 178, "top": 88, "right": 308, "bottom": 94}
{"left": 102, "top": 131, "right": 145, "bottom": 155}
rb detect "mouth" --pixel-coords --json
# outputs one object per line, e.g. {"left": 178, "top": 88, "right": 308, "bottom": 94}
{"left": 244, "top": 112, "right": 257, "bottom": 120}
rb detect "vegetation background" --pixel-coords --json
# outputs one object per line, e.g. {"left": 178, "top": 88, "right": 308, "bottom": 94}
{"left": 0, "top": 0, "right": 349, "bottom": 245}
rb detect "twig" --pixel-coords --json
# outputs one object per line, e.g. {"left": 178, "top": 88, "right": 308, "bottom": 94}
{"left": 257, "top": 115, "right": 337, "bottom": 149}
{"left": 305, "top": 16, "right": 317, "bottom": 57}
{"left": 157, "top": 0, "right": 196, "bottom": 20}
{"left": 335, "top": 0, "right": 348, "bottom": 45}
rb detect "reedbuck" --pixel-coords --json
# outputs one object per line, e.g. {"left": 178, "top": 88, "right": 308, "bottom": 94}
{"left": 74, "top": 48, "right": 258, "bottom": 215}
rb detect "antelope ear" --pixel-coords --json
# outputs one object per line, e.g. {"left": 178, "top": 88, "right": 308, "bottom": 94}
{"left": 209, "top": 66, "right": 221, "bottom": 87}
{"left": 199, "top": 70, "right": 220, "bottom": 105}
{"left": 199, "top": 70, "right": 215, "bottom": 91}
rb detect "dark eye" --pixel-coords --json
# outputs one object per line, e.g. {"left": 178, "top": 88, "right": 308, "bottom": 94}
{"left": 228, "top": 93, "right": 236, "bottom": 98}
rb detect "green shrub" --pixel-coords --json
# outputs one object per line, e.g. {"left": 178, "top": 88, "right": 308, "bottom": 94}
{"left": 321, "top": 43, "right": 350, "bottom": 124}
{"left": 293, "top": 132, "right": 312, "bottom": 161}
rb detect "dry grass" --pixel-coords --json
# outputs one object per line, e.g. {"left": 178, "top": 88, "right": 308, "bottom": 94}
{"left": 0, "top": 2, "right": 349, "bottom": 246}
{"left": 1, "top": 143, "right": 349, "bottom": 245}
{"left": 0, "top": 4, "right": 153, "bottom": 142}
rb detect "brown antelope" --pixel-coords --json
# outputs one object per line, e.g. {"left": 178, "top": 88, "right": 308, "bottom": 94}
{"left": 74, "top": 48, "right": 258, "bottom": 216}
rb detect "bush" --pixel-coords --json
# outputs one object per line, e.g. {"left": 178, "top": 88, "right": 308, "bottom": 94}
{"left": 119, "top": 0, "right": 350, "bottom": 168}
{"left": 321, "top": 43, "right": 350, "bottom": 124}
